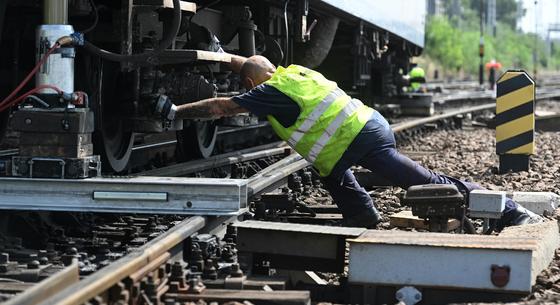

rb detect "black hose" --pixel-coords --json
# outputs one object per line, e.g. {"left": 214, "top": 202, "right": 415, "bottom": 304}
{"left": 82, "top": 0, "right": 99, "bottom": 34}
{"left": 82, "top": 0, "right": 181, "bottom": 63}
{"left": 283, "top": 0, "right": 290, "bottom": 66}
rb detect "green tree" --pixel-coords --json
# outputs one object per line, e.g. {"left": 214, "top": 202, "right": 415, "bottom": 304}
{"left": 496, "top": 0, "right": 520, "bottom": 28}
{"left": 465, "top": 0, "right": 521, "bottom": 28}
{"left": 422, "top": 0, "right": 557, "bottom": 78}
{"left": 425, "top": 17, "right": 464, "bottom": 71}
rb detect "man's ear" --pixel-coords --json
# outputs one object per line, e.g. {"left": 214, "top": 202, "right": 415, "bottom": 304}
{"left": 242, "top": 77, "right": 255, "bottom": 90}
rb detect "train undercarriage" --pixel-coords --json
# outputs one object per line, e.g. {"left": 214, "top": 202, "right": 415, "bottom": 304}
{"left": 0, "top": 0, "right": 424, "bottom": 174}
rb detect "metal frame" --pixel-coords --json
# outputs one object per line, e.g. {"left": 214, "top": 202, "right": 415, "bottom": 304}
{"left": 235, "top": 221, "right": 365, "bottom": 273}
{"left": 0, "top": 176, "right": 247, "bottom": 215}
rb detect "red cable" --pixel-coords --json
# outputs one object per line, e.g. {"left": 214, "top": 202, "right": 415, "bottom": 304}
{"left": 0, "top": 85, "right": 63, "bottom": 113}
{"left": 0, "top": 43, "right": 61, "bottom": 111}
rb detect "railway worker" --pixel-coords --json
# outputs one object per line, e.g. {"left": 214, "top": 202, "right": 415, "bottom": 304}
{"left": 406, "top": 66, "right": 427, "bottom": 93}
{"left": 485, "top": 59, "right": 502, "bottom": 90}
{"left": 155, "top": 55, "right": 542, "bottom": 230}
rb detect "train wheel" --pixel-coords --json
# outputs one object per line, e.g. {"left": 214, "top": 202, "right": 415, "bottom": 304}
{"left": 92, "top": 61, "right": 134, "bottom": 173}
{"left": 176, "top": 121, "right": 218, "bottom": 160}
{"left": 0, "top": 110, "right": 8, "bottom": 144}
{"left": 97, "top": 119, "right": 134, "bottom": 173}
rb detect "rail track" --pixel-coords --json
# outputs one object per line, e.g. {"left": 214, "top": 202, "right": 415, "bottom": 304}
{"left": 1, "top": 87, "right": 560, "bottom": 305}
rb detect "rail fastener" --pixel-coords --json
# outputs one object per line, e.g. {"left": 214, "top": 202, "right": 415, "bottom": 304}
{"left": 35, "top": 216, "right": 206, "bottom": 305}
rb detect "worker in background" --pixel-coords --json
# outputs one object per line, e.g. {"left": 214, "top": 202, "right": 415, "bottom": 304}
{"left": 485, "top": 59, "right": 502, "bottom": 90}
{"left": 156, "top": 55, "right": 541, "bottom": 230}
{"left": 406, "top": 66, "right": 427, "bottom": 93}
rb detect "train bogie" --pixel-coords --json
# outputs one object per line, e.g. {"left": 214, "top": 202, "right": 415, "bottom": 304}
{"left": 0, "top": 0, "right": 426, "bottom": 173}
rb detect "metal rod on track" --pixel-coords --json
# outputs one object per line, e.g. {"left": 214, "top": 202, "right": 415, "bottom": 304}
{"left": 248, "top": 158, "right": 310, "bottom": 196}
{"left": 38, "top": 216, "right": 206, "bottom": 305}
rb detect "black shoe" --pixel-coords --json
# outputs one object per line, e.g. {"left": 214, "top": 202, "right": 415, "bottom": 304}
{"left": 344, "top": 207, "right": 382, "bottom": 229}
{"left": 497, "top": 205, "right": 544, "bottom": 231}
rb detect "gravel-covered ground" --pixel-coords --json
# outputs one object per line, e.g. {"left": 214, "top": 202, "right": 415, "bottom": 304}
{"left": 369, "top": 126, "right": 560, "bottom": 228}
{"left": 399, "top": 126, "right": 558, "bottom": 193}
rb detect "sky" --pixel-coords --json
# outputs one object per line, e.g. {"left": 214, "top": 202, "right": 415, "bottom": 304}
{"left": 520, "top": 0, "right": 560, "bottom": 38}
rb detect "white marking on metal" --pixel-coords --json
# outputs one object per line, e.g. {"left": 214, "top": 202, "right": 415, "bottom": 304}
{"left": 93, "top": 191, "right": 168, "bottom": 201}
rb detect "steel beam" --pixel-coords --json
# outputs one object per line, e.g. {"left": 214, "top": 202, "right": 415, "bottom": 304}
{"left": 0, "top": 177, "right": 247, "bottom": 215}
{"left": 235, "top": 221, "right": 365, "bottom": 273}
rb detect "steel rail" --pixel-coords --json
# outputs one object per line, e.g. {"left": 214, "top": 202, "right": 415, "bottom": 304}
{"left": 36, "top": 216, "right": 206, "bottom": 305}
{"left": 140, "top": 141, "right": 288, "bottom": 177}
{"left": 248, "top": 153, "right": 304, "bottom": 181}
{"left": 399, "top": 88, "right": 560, "bottom": 132}
{"left": 248, "top": 156, "right": 310, "bottom": 197}
{"left": 4, "top": 261, "right": 79, "bottom": 305}
{"left": 435, "top": 87, "right": 560, "bottom": 104}
{"left": 392, "top": 103, "right": 495, "bottom": 133}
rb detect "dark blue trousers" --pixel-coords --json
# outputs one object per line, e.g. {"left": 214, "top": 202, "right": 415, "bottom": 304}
{"left": 323, "top": 111, "right": 517, "bottom": 218}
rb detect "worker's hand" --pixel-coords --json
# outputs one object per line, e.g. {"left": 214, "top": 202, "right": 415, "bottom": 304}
{"left": 154, "top": 95, "right": 177, "bottom": 121}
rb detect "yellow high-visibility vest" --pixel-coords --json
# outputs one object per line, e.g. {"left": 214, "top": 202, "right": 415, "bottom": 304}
{"left": 265, "top": 65, "right": 373, "bottom": 176}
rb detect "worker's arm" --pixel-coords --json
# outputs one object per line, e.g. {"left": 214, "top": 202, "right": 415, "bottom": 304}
{"left": 176, "top": 97, "right": 248, "bottom": 120}
{"left": 155, "top": 54, "right": 248, "bottom": 120}
{"left": 155, "top": 95, "right": 249, "bottom": 120}
{"left": 229, "top": 54, "right": 247, "bottom": 74}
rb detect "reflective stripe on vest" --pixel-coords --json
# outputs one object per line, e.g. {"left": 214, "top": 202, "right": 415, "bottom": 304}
{"left": 265, "top": 64, "right": 373, "bottom": 176}
{"left": 286, "top": 87, "right": 345, "bottom": 147}
{"left": 307, "top": 98, "right": 364, "bottom": 162}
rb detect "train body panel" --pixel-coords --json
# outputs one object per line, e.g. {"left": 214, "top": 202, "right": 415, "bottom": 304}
{"left": 317, "top": 0, "right": 426, "bottom": 48}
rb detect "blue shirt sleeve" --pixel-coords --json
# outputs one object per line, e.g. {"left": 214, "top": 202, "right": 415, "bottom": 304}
{"left": 232, "top": 84, "right": 300, "bottom": 127}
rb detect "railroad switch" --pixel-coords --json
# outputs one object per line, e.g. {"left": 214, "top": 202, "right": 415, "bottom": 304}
{"left": 401, "top": 184, "right": 466, "bottom": 233}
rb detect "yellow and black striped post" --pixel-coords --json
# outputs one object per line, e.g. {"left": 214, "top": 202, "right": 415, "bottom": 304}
{"left": 495, "top": 70, "right": 535, "bottom": 173}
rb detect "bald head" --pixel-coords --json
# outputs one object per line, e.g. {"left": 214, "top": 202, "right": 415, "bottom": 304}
{"left": 240, "top": 55, "right": 276, "bottom": 90}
